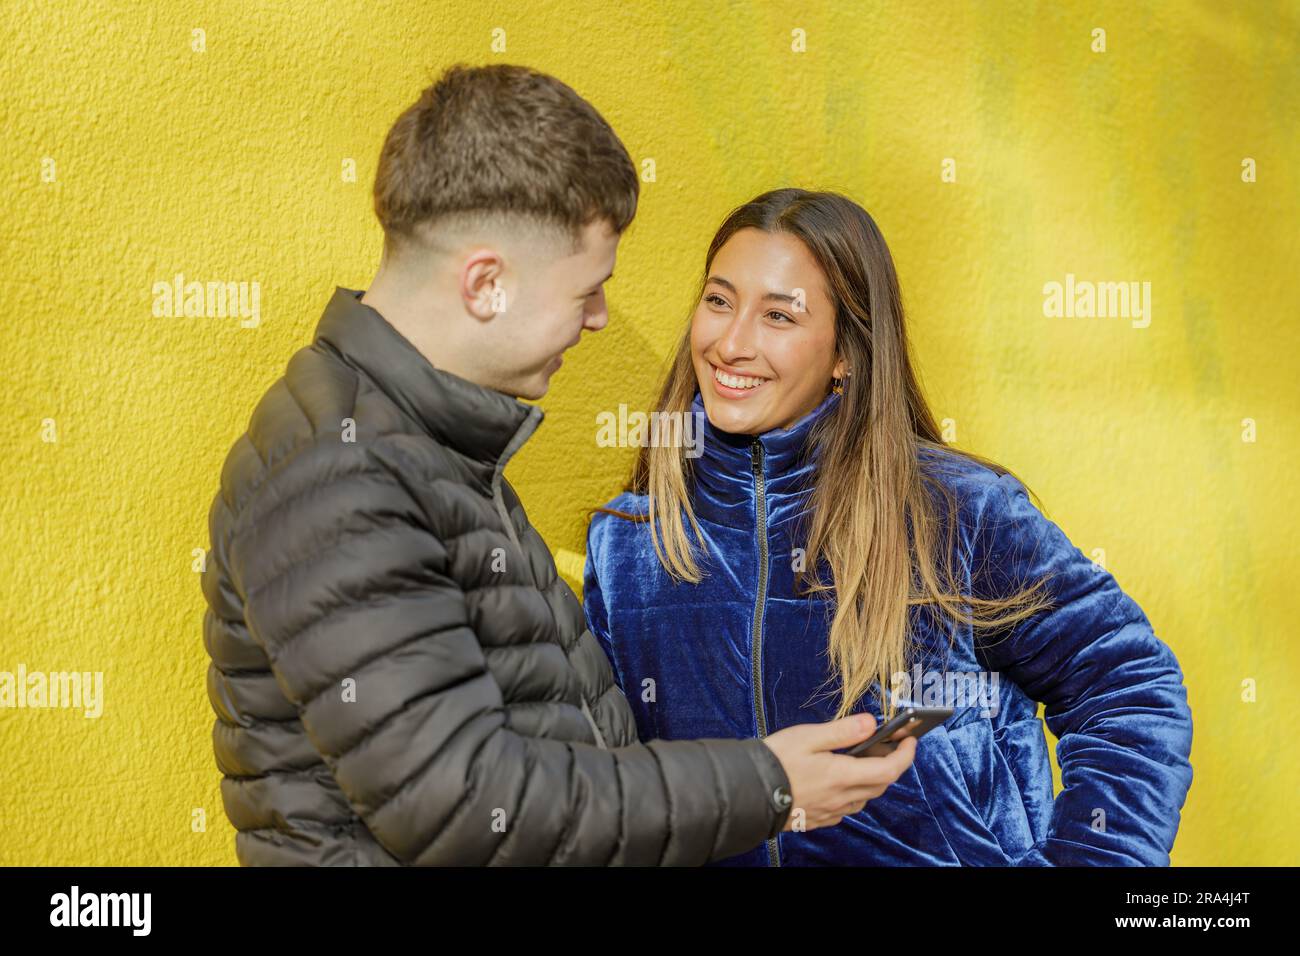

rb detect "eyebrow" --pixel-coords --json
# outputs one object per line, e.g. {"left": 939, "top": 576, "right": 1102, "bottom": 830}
{"left": 705, "top": 275, "right": 799, "bottom": 304}
{"left": 588, "top": 269, "right": 614, "bottom": 293}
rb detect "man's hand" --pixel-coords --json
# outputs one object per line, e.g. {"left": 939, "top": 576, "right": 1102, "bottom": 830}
{"left": 763, "top": 714, "right": 918, "bottom": 832}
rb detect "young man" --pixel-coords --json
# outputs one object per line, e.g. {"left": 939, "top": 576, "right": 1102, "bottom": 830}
{"left": 200, "top": 63, "right": 915, "bottom": 866}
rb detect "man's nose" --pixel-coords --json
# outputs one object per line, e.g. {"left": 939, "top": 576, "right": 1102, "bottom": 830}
{"left": 584, "top": 289, "right": 609, "bottom": 332}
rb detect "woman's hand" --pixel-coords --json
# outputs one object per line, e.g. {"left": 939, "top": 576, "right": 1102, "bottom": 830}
{"left": 763, "top": 714, "right": 918, "bottom": 832}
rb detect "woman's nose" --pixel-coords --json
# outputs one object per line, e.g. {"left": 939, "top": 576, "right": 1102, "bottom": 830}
{"left": 717, "top": 309, "right": 757, "bottom": 359}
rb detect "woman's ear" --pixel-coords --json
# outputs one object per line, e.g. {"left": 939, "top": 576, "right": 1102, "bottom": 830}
{"left": 832, "top": 357, "right": 849, "bottom": 380}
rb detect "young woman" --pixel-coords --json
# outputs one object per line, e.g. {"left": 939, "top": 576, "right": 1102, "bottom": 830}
{"left": 583, "top": 188, "right": 1194, "bottom": 866}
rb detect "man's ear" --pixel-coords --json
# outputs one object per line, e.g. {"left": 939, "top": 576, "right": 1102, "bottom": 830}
{"left": 462, "top": 250, "right": 507, "bottom": 321}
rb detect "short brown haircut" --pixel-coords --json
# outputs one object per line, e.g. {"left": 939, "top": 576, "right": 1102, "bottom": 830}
{"left": 373, "top": 63, "right": 639, "bottom": 256}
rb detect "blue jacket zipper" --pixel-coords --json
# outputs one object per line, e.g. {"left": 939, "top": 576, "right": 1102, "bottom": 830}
{"left": 751, "top": 439, "right": 781, "bottom": 866}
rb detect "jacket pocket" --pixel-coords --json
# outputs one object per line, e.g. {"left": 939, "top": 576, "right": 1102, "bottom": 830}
{"left": 914, "top": 722, "right": 1013, "bottom": 866}
{"left": 989, "top": 715, "right": 1055, "bottom": 854}
{"left": 579, "top": 697, "right": 608, "bottom": 749}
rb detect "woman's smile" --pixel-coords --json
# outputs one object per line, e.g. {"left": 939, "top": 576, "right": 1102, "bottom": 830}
{"left": 709, "top": 361, "right": 771, "bottom": 398}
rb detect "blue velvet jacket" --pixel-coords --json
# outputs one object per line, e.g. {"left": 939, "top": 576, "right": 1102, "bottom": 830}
{"left": 584, "top": 389, "right": 1194, "bottom": 866}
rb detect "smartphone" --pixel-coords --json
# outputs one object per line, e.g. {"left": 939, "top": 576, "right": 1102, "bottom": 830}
{"left": 841, "top": 706, "right": 954, "bottom": 758}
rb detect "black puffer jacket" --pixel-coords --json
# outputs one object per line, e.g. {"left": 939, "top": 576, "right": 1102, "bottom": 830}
{"left": 201, "top": 287, "right": 794, "bottom": 865}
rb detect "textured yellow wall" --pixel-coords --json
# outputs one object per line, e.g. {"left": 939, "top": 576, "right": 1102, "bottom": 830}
{"left": 1, "top": 0, "right": 1295, "bottom": 865}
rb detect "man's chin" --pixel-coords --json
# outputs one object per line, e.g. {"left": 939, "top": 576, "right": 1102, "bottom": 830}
{"left": 502, "top": 371, "right": 551, "bottom": 402}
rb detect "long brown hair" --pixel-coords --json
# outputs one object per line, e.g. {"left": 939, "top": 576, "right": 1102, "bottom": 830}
{"left": 592, "top": 188, "right": 1054, "bottom": 721}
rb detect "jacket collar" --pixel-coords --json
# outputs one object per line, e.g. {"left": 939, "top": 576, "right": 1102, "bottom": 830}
{"left": 312, "top": 287, "right": 543, "bottom": 472}
{"left": 691, "top": 387, "right": 842, "bottom": 531}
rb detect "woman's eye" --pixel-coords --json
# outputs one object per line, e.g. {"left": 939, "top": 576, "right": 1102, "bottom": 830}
{"left": 705, "top": 293, "right": 728, "bottom": 307}
{"left": 768, "top": 310, "right": 793, "bottom": 324}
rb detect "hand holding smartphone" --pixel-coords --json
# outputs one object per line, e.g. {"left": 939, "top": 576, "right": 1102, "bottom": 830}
{"left": 841, "top": 706, "right": 953, "bottom": 758}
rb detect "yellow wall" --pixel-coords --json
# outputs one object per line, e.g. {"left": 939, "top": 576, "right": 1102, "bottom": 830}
{"left": 1, "top": 0, "right": 1295, "bottom": 865}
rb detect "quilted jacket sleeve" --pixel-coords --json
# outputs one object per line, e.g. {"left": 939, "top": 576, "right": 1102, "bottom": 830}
{"left": 226, "top": 437, "right": 792, "bottom": 866}
{"left": 970, "top": 471, "right": 1193, "bottom": 866}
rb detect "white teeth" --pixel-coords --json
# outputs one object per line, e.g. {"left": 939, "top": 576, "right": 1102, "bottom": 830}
{"left": 714, "top": 366, "right": 766, "bottom": 390}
